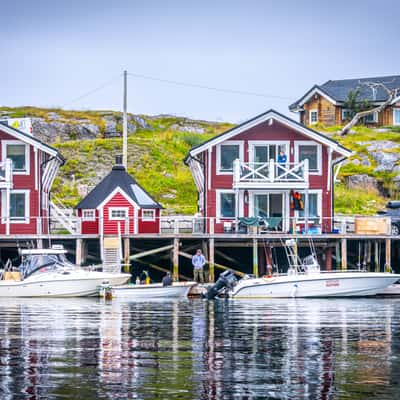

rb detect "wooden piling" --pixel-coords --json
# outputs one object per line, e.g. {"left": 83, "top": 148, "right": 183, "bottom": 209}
{"left": 326, "top": 247, "right": 332, "bottom": 271}
{"left": 209, "top": 238, "right": 215, "bottom": 283}
{"left": 385, "top": 238, "right": 391, "bottom": 272}
{"left": 253, "top": 238, "right": 258, "bottom": 277}
{"left": 341, "top": 238, "right": 347, "bottom": 271}
{"left": 374, "top": 241, "right": 380, "bottom": 272}
{"left": 173, "top": 238, "right": 180, "bottom": 281}
{"left": 76, "top": 238, "right": 83, "bottom": 266}
{"left": 124, "top": 238, "right": 130, "bottom": 273}
{"left": 335, "top": 241, "right": 341, "bottom": 270}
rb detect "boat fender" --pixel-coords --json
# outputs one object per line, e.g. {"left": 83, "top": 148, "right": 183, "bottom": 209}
{"left": 291, "top": 283, "right": 298, "bottom": 298}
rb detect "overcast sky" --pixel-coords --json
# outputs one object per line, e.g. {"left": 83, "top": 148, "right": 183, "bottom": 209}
{"left": 1, "top": 0, "right": 399, "bottom": 122}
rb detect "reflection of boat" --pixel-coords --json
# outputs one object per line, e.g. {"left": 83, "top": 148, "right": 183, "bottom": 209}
{"left": 99, "top": 281, "right": 197, "bottom": 299}
{"left": 207, "top": 243, "right": 400, "bottom": 299}
{"left": 0, "top": 247, "right": 131, "bottom": 297}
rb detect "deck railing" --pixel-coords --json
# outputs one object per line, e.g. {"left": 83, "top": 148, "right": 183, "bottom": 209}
{"left": 233, "top": 158, "right": 309, "bottom": 189}
{"left": 0, "top": 214, "right": 392, "bottom": 236}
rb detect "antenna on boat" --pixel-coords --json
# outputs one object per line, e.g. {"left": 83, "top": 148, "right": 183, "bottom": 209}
{"left": 122, "top": 70, "right": 128, "bottom": 168}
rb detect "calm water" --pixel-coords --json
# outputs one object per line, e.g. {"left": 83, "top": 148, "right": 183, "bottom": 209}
{"left": 0, "top": 298, "right": 400, "bottom": 400}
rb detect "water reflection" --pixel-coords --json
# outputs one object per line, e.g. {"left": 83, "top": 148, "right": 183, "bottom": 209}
{"left": 0, "top": 298, "right": 399, "bottom": 399}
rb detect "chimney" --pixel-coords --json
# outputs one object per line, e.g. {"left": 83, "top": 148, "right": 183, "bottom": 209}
{"left": 115, "top": 155, "right": 123, "bottom": 165}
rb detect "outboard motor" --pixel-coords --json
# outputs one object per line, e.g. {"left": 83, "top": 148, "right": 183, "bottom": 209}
{"left": 206, "top": 270, "right": 237, "bottom": 299}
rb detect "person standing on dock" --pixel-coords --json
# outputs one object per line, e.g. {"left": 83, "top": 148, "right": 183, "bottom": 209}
{"left": 192, "top": 249, "right": 205, "bottom": 284}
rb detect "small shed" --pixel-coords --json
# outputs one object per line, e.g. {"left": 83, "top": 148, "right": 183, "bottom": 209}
{"left": 76, "top": 157, "right": 162, "bottom": 235}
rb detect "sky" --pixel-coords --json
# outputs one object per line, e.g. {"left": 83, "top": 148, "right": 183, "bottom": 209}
{"left": 1, "top": 0, "right": 399, "bottom": 123}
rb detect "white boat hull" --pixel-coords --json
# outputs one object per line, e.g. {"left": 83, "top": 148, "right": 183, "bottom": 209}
{"left": 229, "top": 272, "right": 400, "bottom": 298}
{"left": 0, "top": 272, "right": 131, "bottom": 298}
{"left": 104, "top": 282, "right": 197, "bottom": 299}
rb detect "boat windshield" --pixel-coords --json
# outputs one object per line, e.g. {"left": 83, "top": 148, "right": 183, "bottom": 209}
{"left": 19, "top": 253, "right": 75, "bottom": 279}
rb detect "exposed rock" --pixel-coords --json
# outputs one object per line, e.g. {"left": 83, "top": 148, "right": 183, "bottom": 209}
{"left": 360, "top": 156, "right": 371, "bottom": 167}
{"left": 47, "top": 112, "right": 61, "bottom": 120}
{"left": 372, "top": 152, "right": 399, "bottom": 172}
{"left": 346, "top": 174, "right": 378, "bottom": 191}
{"left": 170, "top": 123, "right": 205, "bottom": 134}
{"left": 131, "top": 115, "right": 151, "bottom": 130}
{"left": 31, "top": 118, "right": 99, "bottom": 143}
{"left": 364, "top": 140, "right": 400, "bottom": 152}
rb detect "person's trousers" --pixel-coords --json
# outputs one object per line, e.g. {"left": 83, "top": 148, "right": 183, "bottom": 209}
{"left": 193, "top": 268, "right": 204, "bottom": 283}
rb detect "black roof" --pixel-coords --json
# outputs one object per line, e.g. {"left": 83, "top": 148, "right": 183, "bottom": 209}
{"left": 290, "top": 74, "right": 400, "bottom": 110}
{"left": 75, "top": 165, "right": 162, "bottom": 209}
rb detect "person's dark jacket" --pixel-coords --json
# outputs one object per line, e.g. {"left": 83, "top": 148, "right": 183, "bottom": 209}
{"left": 162, "top": 274, "right": 173, "bottom": 287}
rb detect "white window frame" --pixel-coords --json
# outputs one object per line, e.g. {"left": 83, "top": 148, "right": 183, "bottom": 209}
{"left": 393, "top": 108, "right": 400, "bottom": 126}
{"left": 82, "top": 209, "right": 96, "bottom": 221}
{"left": 248, "top": 140, "right": 290, "bottom": 164}
{"left": 294, "top": 140, "right": 322, "bottom": 175}
{"left": 1, "top": 140, "right": 30, "bottom": 175}
{"left": 309, "top": 109, "right": 318, "bottom": 125}
{"left": 1, "top": 189, "right": 30, "bottom": 224}
{"left": 294, "top": 189, "right": 322, "bottom": 224}
{"left": 216, "top": 140, "right": 244, "bottom": 175}
{"left": 142, "top": 209, "right": 155, "bottom": 221}
{"left": 363, "top": 111, "right": 378, "bottom": 123}
{"left": 341, "top": 108, "right": 353, "bottom": 121}
{"left": 216, "top": 189, "right": 243, "bottom": 220}
{"left": 109, "top": 207, "right": 129, "bottom": 220}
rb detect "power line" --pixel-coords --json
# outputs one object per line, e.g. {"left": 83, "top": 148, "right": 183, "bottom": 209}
{"left": 61, "top": 74, "right": 122, "bottom": 108}
{"left": 127, "top": 72, "right": 295, "bottom": 101}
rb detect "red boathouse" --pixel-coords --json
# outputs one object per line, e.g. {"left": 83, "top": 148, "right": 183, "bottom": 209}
{"left": 76, "top": 157, "right": 162, "bottom": 235}
{"left": 0, "top": 120, "right": 64, "bottom": 235}
{"left": 185, "top": 109, "right": 352, "bottom": 234}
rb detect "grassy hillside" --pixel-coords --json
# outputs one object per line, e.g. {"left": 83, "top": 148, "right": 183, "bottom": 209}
{"left": 1, "top": 106, "right": 399, "bottom": 215}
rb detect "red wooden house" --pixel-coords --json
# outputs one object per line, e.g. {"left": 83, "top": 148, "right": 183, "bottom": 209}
{"left": 76, "top": 157, "right": 162, "bottom": 235}
{"left": 0, "top": 120, "right": 64, "bottom": 235}
{"left": 185, "top": 109, "right": 352, "bottom": 234}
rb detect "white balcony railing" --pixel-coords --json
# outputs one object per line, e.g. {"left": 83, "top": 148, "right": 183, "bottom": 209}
{"left": 233, "top": 158, "right": 309, "bottom": 189}
{"left": 0, "top": 159, "right": 13, "bottom": 189}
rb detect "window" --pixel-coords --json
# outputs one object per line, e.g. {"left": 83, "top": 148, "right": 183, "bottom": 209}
{"left": 82, "top": 209, "right": 95, "bottom": 221}
{"left": 341, "top": 108, "right": 354, "bottom": 121}
{"left": 1, "top": 190, "right": 29, "bottom": 223}
{"left": 109, "top": 208, "right": 128, "bottom": 220}
{"left": 2, "top": 142, "right": 29, "bottom": 173}
{"left": 217, "top": 141, "right": 243, "bottom": 173}
{"left": 142, "top": 209, "right": 155, "bottom": 221}
{"left": 218, "top": 192, "right": 236, "bottom": 218}
{"left": 363, "top": 112, "right": 378, "bottom": 123}
{"left": 298, "top": 193, "right": 319, "bottom": 219}
{"left": 296, "top": 142, "right": 321, "bottom": 174}
{"left": 394, "top": 109, "right": 400, "bottom": 126}
{"left": 309, "top": 110, "right": 318, "bottom": 125}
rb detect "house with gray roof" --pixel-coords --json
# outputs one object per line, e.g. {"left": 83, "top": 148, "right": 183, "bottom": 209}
{"left": 289, "top": 75, "right": 400, "bottom": 127}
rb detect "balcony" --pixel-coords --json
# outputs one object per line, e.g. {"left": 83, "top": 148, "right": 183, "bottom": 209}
{"left": 233, "top": 158, "right": 309, "bottom": 190}
{"left": 0, "top": 159, "right": 13, "bottom": 189}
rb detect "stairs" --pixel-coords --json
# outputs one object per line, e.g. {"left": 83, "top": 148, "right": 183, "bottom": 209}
{"left": 102, "top": 237, "right": 122, "bottom": 273}
{"left": 50, "top": 198, "right": 78, "bottom": 234}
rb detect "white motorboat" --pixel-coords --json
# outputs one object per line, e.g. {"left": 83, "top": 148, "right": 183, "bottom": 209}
{"left": 206, "top": 241, "right": 400, "bottom": 299}
{"left": 0, "top": 247, "right": 131, "bottom": 297}
{"left": 99, "top": 281, "right": 197, "bottom": 299}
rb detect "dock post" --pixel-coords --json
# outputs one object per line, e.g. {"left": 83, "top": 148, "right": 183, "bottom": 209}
{"left": 385, "top": 238, "right": 391, "bottom": 272}
{"left": 326, "top": 247, "right": 332, "bottom": 271}
{"left": 335, "top": 241, "right": 341, "bottom": 270}
{"left": 76, "top": 238, "right": 83, "bottom": 266}
{"left": 374, "top": 241, "right": 380, "bottom": 272}
{"left": 253, "top": 238, "right": 258, "bottom": 277}
{"left": 341, "top": 238, "right": 347, "bottom": 271}
{"left": 209, "top": 238, "right": 215, "bottom": 283}
{"left": 173, "top": 238, "right": 179, "bottom": 281}
{"left": 124, "top": 238, "right": 130, "bottom": 273}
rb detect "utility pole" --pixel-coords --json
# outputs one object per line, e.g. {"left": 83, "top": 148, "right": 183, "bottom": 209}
{"left": 123, "top": 70, "right": 128, "bottom": 168}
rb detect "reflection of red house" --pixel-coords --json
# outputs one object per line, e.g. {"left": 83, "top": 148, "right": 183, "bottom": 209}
{"left": 185, "top": 109, "right": 352, "bottom": 234}
{"left": 76, "top": 158, "right": 162, "bottom": 235}
{"left": 0, "top": 121, "right": 64, "bottom": 235}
